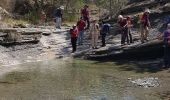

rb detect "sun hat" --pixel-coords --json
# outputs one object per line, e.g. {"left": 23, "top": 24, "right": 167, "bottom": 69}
{"left": 145, "top": 9, "right": 151, "bottom": 13}
{"left": 60, "top": 6, "right": 64, "bottom": 10}
{"left": 118, "top": 15, "right": 123, "bottom": 19}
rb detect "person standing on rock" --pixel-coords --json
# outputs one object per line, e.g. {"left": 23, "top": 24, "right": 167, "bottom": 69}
{"left": 127, "top": 16, "right": 133, "bottom": 44}
{"left": 90, "top": 19, "right": 100, "bottom": 49}
{"left": 77, "top": 17, "right": 86, "bottom": 45}
{"left": 81, "top": 5, "right": 90, "bottom": 30}
{"left": 117, "top": 15, "right": 129, "bottom": 46}
{"left": 70, "top": 25, "right": 79, "bottom": 53}
{"left": 40, "top": 10, "right": 47, "bottom": 26}
{"left": 54, "top": 6, "right": 64, "bottom": 29}
{"left": 100, "top": 21, "right": 111, "bottom": 47}
{"left": 158, "top": 24, "right": 170, "bottom": 70}
{"left": 140, "top": 9, "right": 151, "bottom": 43}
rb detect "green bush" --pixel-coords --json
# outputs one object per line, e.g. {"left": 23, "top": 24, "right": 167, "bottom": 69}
{"left": 24, "top": 11, "right": 39, "bottom": 24}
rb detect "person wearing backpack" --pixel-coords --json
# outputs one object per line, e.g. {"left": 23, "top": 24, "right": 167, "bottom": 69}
{"left": 90, "top": 19, "right": 100, "bottom": 49}
{"left": 158, "top": 24, "right": 170, "bottom": 70}
{"left": 70, "top": 25, "right": 78, "bottom": 53}
{"left": 163, "top": 24, "right": 170, "bottom": 70}
{"left": 81, "top": 5, "right": 90, "bottom": 29}
{"left": 77, "top": 17, "right": 86, "bottom": 45}
{"left": 100, "top": 21, "right": 110, "bottom": 47}
{"left": 127, "top": 16, "right": 133, "bottom": 44}
{"left": 54, "top": 6, "right": 64, "bottom": 29}
{"left": 140, "top": 9, "right": 151, "bottom": 43}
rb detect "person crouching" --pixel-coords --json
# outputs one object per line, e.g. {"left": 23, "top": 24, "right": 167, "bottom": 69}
{"left": 70, "top": 25, "right": 78, "bottom": 53}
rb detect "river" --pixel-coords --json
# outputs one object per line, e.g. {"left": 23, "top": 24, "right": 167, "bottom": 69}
{"left": 0, "top": 58, "right": 169, "bottom": 100}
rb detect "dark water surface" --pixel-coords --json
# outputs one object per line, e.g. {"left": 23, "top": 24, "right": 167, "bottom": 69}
{"left": 0, "top": 59, "right": 169, "bottom": 100}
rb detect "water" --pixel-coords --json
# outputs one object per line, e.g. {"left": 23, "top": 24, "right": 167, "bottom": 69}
{"left": 0, "top": 59, "right": 169, "bottom": 100}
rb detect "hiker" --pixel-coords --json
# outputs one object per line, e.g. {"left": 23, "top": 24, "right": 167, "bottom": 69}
{"left": 117, "top": 15, "right": 129, "bottom": 45}
{"left": 81, "top": 5, "right": 90, "bottom": 29}
{"left": 54, "top": 6, "right": 64, "bottom": 29}
{"left": 100, "top": 21, "right": 111, "bottom": 47}
{"left": 77, "top": 17, "right": 86, "bottom": 45}
{"left": 40, "top": 10, "right": 47, "bottom": 26}
{"left": 70, "top": 25, "right": 78, "bottom": 53}
{"left": 158, "top": 24, "right": 170, "bottom": 70}
{"left": 140, "top": 9, "right": 151, "bottom": 43}
{"left": 127, "top": 16, "right": 133, "bottom": 43}
{"left": 90, "top": 19, "right": 100, "bottom": 49}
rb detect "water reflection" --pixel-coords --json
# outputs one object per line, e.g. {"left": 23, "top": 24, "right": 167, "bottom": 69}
{"left": 0, "top": 59, "right": 160, "bottom": 100}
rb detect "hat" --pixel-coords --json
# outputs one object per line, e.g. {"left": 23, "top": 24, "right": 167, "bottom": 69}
{"left": 118, "top": 15, "right": 123, "bottom": 19}
{"left": 73, "top": 24, "right": 76, "bottom": 27}
{"left": 145, "top": 9, "right": 150, "bottom": 13}
{"left": 60, "top": 6, "right": 64, "bottom": 10}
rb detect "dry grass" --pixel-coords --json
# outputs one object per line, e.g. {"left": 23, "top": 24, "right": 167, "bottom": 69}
{"left": 2, "top": 17, "right": 29, "bottom": 27}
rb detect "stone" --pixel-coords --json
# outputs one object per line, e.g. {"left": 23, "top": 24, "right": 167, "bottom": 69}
{"left": 130, "top": 77, "right": 160, "bottom": 88}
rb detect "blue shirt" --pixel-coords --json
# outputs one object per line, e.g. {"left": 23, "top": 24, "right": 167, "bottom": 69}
{"left": 101, "top": 24, "right": 111, "bottom": 34}
{"left": 54, "top": 9, "right": 62, "bottom": 18}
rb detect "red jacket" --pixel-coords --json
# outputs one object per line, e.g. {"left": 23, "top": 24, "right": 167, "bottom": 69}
{"left": 118, "top": 19, "right": 127, "bottom": 28}
{"left": 77, "top": 19, "right": 86, "bottom": 31}
{"left": 81, "top": 8, "right": 89, "bottom": 17}
{"left": 70, "top": 27, "right": 78, "bottom": 38}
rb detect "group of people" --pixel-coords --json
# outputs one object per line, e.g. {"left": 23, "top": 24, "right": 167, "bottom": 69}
{"left": 117, "top": 9, "right": 151, "bottom": 45}
{"left": 69, "top": 5, "right": 110, "bottom": 53}
{"left": 118, "top": 8, "right": 170, "bottom": 69}
{"left": 54, "top": 5, "right": 170, "bottom": 69}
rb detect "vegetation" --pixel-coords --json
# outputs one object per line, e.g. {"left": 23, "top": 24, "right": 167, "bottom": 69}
{"left": 0, "top": 0, "right": 128, "bottom": 24}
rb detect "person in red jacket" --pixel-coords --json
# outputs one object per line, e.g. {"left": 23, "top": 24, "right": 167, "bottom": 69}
{"left": 81, "top": 5, "right": 90, "bottom": 29}
{"left": 70, "top": 25, "right": 78, "bottom": 53}
{"left": 140, "top": 9, "right": 151, "bottom": 43}
{"left": 77, "top": 17, "right": 86, "bottom": 45}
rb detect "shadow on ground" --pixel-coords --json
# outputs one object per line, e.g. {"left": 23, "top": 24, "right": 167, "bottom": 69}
{"left": 92, "top": 58, "right": 165, "bottom": 73}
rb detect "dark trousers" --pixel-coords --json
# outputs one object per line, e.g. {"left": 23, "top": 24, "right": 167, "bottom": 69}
{"left": 101, "top": 34, "right": 106, "bottom": 46}
{"left": 121, "top": 28, "right": 129, "bottom": 45}
{"left": 71, "top": 37, "right": 77, "bottom": 52}
{"left": 164, "top": 45, "right": 170, "bottom": 67}
{"left": 128, "top": 28, "right": 133, "bottom": 43}
{"left": 83, "top": 16, "right": 90, "bottom": 29}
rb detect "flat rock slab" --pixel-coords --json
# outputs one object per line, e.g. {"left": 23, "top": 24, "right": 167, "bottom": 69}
{"left": 85, "top": 40, "right": 163, "bottom": 60}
